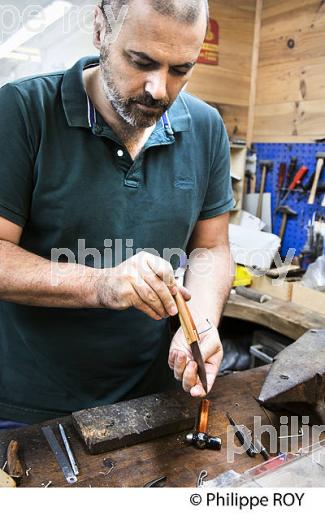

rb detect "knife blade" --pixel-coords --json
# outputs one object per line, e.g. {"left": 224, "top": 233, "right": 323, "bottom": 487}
{"left": 174, "top": 292, "right": 208, "bottom": 394}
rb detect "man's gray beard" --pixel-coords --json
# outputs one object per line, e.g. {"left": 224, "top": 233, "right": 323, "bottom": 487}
{"left": 100, "top": 68, "right": 160, "bottom": 129}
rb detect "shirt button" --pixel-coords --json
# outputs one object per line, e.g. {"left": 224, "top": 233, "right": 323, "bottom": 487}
{"left": 117, "top": 149, "right": 124, "bottom": 157}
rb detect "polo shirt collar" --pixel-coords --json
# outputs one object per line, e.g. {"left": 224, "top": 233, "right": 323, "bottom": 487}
{"left": 61, "top": 56, "right": 192, "bottom": 133}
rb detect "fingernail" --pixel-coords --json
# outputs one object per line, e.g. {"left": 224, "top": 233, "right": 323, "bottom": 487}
{"left": 169, "top": 305, "right": 178, "bottom": 315}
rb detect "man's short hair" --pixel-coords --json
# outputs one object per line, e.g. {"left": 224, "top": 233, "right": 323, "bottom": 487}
{"left": 100, "top": 0, "right": 209, "bottom": 25}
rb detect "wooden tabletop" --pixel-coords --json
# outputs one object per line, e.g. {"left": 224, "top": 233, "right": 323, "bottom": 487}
{"left": 224, "top": 294, "right": 325, "bottom": 340}
{"left": 0, "top": 365, "right": 292, "bottom": 488}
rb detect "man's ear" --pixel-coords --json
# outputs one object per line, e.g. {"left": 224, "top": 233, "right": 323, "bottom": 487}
{"left": 93, "top": 5, "right": 106, "bottom": 50}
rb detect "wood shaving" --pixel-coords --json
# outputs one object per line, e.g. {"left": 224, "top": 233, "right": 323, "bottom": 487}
{"left": 41, "top": 481, "right": 52, "bottom": 488}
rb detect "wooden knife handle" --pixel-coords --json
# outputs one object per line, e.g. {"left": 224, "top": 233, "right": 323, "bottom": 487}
{"left": 174, "top": 292, "right": 199, "bottom": 345}
{"left": 7, "top": 440, "right": 24, "bottom": 480}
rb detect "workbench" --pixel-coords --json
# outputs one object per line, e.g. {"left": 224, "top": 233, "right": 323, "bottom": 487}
{"left": 224, "top": 294, "right": 325, "bottom": 340}
{"left": 0, "top": 365, "right": 301, "bottom": 488}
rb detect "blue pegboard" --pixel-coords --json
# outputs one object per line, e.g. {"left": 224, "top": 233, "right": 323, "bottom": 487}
{"left": 253, "top": 143, "right": 325, "bottom": 258}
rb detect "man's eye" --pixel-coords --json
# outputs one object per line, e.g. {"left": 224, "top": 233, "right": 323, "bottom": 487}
{"left": 170, "top": 68, "right": 189, "bottom": 76}
{"left": 132, "top": 60, "right": 153, "bottom": 69}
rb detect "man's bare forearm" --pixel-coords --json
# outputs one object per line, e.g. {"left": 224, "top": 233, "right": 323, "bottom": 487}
{"left": 185, "top": 244, "right": 234, "bottom": 327}
{"left": 0, "top": 240, "right": 100, "bottom": 308}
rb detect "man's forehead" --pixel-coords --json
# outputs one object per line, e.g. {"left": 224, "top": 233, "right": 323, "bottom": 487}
{"left": 114, "top": 4, "right": 206, "bottom": 56}
{"left": 116, "top": 0, "right": 207, "bottom": 43}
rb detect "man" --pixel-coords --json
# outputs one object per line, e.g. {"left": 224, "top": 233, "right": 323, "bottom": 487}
{"left": 0, "top": 0, "right": 234, "bottom": 428}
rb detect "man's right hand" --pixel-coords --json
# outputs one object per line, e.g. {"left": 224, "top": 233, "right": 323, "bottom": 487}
{"left": 95, "top": 252, "right": 190, "bottom": 321}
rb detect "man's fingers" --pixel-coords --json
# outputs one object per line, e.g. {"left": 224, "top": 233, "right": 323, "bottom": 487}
{"left": 182, "top": 361, "right": 198, "bottom": 393}
{"left": 190, "top": 384, "right": 206, "bottom": 398}
{"left": 199, "top": 332, "right": 223, "bottom": 365}
{"left": 143, "top": 273, "right": 178, "bottom": 317}
{"left": 178, "top": 286, "right": 191, "bottom": 302}
{"left": 173, "top": 351, "right": 188, "bottom": 381}
{"left": 168, "top": 350, "right": 177, "bottom": 369}
{"left": 133, "top": 299, "right": 162, "bottom": 321}
{"left": 146, "top": 255, "right": 177, "bottom": 293}
{"left": 132, "top": 279, "right": 168, "bottom": 319}
{"left": 190, "top": 352, "right": 223, "bottom": 397}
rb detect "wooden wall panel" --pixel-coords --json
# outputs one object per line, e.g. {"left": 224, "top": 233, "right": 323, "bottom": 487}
{"left": 216, "top": 104, "right": 248, "bottom": 140}
{"left": 256, "top": 58, "right": 325, "bottom": 105}
{"left": 187, "top": 0, "right": 256, "bottom": 139}
{"left": 188, "top": 65, "right": 250, "bottom": 106}
{"left": 254, "top": 100, "right": 325, "bottom": 142}
{"left": 254, "top": 0, "right": 325, "bottom": 143}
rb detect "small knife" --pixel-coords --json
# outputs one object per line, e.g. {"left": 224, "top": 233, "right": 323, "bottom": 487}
{"left": 174, "top": 292, "right": 208, "bottom": 394}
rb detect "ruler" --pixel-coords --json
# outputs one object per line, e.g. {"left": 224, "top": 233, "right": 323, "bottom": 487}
{"left": 42, "top": 426, "right": 77, "bottom": 484}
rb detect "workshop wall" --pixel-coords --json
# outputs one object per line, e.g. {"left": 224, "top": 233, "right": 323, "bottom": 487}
{"left": 254, "top": 0, "right": 325, "bottom": 143}
{"left": 187, "top": 0, "right": 256, "bottom": 140}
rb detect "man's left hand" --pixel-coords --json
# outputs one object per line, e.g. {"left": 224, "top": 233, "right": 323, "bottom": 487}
{"left": 168, "top": 313, "right": 223, "bottom": 397}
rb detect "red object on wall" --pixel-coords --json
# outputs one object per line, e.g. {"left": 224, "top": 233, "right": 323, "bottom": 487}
{"left": 198, "top": 18, "right": 219, "bottom": 65}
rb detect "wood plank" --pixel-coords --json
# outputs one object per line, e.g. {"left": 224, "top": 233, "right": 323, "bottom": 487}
{"left": 247, "top": 0, "right": 263, "bottom": 147}
{"left": 296, "top": 99, "right": 325, "bottom": 135}
{"left": 217, "top": 103, "right": 248, "bottom": 140}
{"left": 188, "top": 65, "right": 251, "bottom": 105}
{"left": 254, "top": 101, "right": 299, "bottom": 137}
{"left": 224, "top": 294, "right": 325, "bottom": 340}
{"left": 259, "top": 27, "right": 325, "bottom": 67}
{"left": 253, "top": 135, "right": 323, "bottom": 143}
{"left": 261, "top": 0, "right": 325, "bottom": 37}
{"left": 210, "top": 0, "right": 257, "bottom": 22}
{"left": 254, "top": 100, "right": 325, "bottom": 139}
{"left": 256, "top": 58, "right": 325, "bottom": 104}
{"left": 73, "top": 392, "right": 197, "bottom": 455}
{"left": 187, "top": 0, "right": 256, "bottom": 109}
{"left": 253, "top": 0, "right": 325, "bottom": 142}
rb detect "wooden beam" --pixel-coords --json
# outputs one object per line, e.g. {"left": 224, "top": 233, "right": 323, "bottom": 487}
{"left": 247, "top": 0, "right": 263, "bottom": 147}
{"left": 73, "top": 391, "right": 197, "bottom": 455}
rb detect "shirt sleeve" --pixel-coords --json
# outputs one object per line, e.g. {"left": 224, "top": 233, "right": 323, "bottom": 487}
{"left": 0, "top": 83, "right": 35, "bottom": 227}
{"left": 198, "top": 114, "right": 235, "bottom": 220}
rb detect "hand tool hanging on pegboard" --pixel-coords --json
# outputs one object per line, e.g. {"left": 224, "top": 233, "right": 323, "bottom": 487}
{"left": 276, "top": 162, "right": 287, "bottom": 207}
{"left": 284, "top": 157, "right": 298, "bottom": 189}
{"left": 244, "top": 153, "right": 257, "bottom": 194}
{"left": 256, "top": 160, "right": 273, "bottom": 219}
{"left": 279, "top": 165, "right": 309, "bottom": 206}
{"left": 276, "top": 206, "right": 298, "bottom": 241}
{"left": 308, "top": 153, "right": 325, "bottom": 205}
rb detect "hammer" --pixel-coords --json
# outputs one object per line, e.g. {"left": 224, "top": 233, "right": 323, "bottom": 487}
{"left": 256, "top": 160, "right": 273, "bottom": 219}
{"left": 186, "top": 399, "right": 221, "bottom": 450}
{"left": 277, "top": 205, "right": 298, "bottom": 241}
{"left": 308, "top": 152, "right": 325, "bottom": 205}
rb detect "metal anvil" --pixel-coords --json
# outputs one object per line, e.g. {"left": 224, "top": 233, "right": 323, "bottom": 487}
{"left": 258, "top": 329, "right": 325, "bottom": 424}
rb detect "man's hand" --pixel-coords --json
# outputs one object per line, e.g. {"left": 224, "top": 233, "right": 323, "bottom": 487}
{"left": 95, "top": 252, "right": 190, "bottom": 321}
{"left": 168, "top": 311, "right": 223, "bottom": 397}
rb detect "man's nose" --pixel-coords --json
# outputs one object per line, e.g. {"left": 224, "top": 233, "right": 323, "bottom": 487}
{"left": 144, "top": 70, "right": 168, "bottom": 100}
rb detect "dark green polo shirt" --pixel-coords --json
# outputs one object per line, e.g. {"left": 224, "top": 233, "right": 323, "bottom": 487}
{"left": 0, "top": 56, "right": 234, "bottom": 423}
